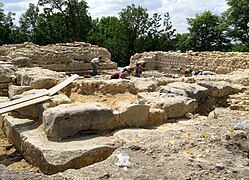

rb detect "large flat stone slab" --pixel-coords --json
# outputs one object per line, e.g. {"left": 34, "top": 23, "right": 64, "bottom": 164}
{"left": 43, "top": 103, "right": 116, "bottom": 141}
{"left": 157, "top": 82, "right": 209, "bottom": 102}
{"left": 0, "top": 114, "right": 122, "bottom": 174}
{"left": 138, "top": 92, "right": 198, "bottom": 118}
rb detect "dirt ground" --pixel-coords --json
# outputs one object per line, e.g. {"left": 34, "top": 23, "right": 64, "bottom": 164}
{"left": 0, "top": 128, "right": 40, "bottom": 173}
{"left": 1, "top": 93, "right": 249, "bottom": 179}
{"left": 70, "top": 92, "right": 137, "bottom": 109}
{"left": 57, "top": 107, "right": 249, "bottom": 179}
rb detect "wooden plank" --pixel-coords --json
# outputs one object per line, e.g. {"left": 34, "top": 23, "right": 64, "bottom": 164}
{"left": 0, "top": 96, "right": 52, "bottom": 114}
{"left": 0, "top": 74, "right": 78, "bottom": 110}
{"left": 0, "top": 91, "right": 49, "bottom": 110}
{"left": 0, "top": 74, "right": 78, "bottom": 114}
{"left": 48, "top": 74, "right": 79, "bottom": 95}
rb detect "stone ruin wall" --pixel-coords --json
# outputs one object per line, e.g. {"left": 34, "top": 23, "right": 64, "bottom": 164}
{"left": 0, "top": 42, "right": 117, "bottom": 75}
{"left": 130, "top": 51, "right": 190, "bottom": 75}
{"left": 130, "top": 51, "right": 249, "bottom": 74}
{"left": 0, "top": 42, "right": 118, "bottom": 97}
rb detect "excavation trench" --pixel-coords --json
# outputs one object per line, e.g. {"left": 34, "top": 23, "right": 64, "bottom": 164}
{"left": 0, "top": 77, "right": 244, "bottom": 174}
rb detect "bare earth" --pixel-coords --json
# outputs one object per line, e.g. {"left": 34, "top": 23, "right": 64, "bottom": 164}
{"left": 1, "top": 93, "right": 249, "bottom": 179}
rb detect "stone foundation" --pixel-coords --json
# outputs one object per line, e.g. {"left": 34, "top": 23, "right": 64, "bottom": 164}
{"left": 131, "top": 51, "right": 249, "bottom": 74}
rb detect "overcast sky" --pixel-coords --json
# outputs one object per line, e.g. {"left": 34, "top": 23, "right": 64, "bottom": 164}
{"left": 2, "top": 0, "right": 229, "bottom": 34}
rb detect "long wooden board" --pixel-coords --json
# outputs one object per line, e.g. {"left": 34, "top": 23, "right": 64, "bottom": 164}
{"left": 0, "top": 91, "right": 49, "bottom": 110}
{"left": 0, "top": 74, "right": 79, "bottom": 114}
{"left": 48, "top": 74, "right": 79, "bottom": 95}
{"left": 0, "top": 96, "right": 52, "bottom": 114}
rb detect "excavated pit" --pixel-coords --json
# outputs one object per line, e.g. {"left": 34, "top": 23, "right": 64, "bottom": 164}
{"left": 0, "top": 72, "right": 246, "bottom": 174}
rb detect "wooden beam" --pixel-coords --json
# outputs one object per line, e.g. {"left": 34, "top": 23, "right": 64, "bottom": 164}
{"left": 0, "top": 96, "right": 52, "bottom": 114}
{"left": 48, "top": 74, "right": 79, "bottom": 95}
{"left": 0, "top": 74, "right": 79, "bottom": 114}
{"left": 0, "top": 91, "right": 49, "bottom": 110}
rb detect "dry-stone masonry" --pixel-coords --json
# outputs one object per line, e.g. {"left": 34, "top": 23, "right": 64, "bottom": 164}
{"left": 131, "top": 51, "right": 249, "bottom": 74}
{"left": 0, "top": 42, "right": 117, "bottom": 75}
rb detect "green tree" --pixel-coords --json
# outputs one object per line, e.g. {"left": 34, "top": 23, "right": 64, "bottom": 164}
{"left": 137, "top": 13, "right": 163, "bottom": 52}
{"left": 187, "top": 11, "right": 229, "bottom": 51}
{"left": 19, "top": 3, "right": 40, "bottom": 41}
{"left": 222, "top": 0, "right": 249, "bottom": 47}
{"left": 66, "top": 0, "right": 92, "bottom": 41}
{"left": 119, "top": 4, "right": 149, "bottom": 64}
{"left": 0, "top": 3, "right": 16, "bottom": 45}
{"left": 37, "top": 0, "right": 92, "bottom": 42}
{"left": 160, "top": 12, "right": 176, "bottom": 51}
{"left": 87, "top": 16, "right": 128, "bottom": 66}
{"left": 174, "top": 33, "right": 191, "bottom": 52}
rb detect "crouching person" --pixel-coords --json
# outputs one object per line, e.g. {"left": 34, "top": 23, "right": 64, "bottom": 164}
{"left": 110, "top": 71, "right": 127, "bottom": 79}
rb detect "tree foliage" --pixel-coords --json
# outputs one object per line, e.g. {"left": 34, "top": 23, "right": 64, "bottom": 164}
{"left": 31, "top": 0, "right": 92, "bottom": 44}
{"left": 87, "top": 16, "right": 127, "bottom": 65}
{"left": 223, "top": 0, "right": 249, "bottom": 46}
{"left": 118, "top": 4, "right": 149, "bottom": 63}
{"left": 187, "top": 11, "right": 229, "bottom": 51}
{"left": 0, "top": 3, "right": 17, "bottom": 45}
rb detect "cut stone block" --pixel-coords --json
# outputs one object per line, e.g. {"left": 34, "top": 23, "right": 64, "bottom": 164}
{"left": 8, "top": 85, "right": 32, "bottom": 98}
{"left": 133, "top": 78, "right": 158, "bottom": 92}
{"left": 157, "top": 82, "right": 208, "bottom": 102}
{"left": 43, "top": 103, "right": 116, "bottom": 141}
{"left": 114, "top": 102, "right": 150, "bottom": 128}
{"left": 148, "top": 108, "right": 166, "bottom": 126}
{"left": 197, "top": 80, "right": 244, "bottom": 97}
{"left": 15, "top": 67, "right": 66, "bottom": 89}
{"left": 72, "top": 79, "right": 137, "bottom": 95}
{"left": 138, "top": 92, "right": 198, "bottom": 118}
{"left": 1, "top": 114, "right": 122, "bottom": 174}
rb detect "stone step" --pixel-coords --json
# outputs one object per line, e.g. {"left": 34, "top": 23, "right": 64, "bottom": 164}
{"left": 0, "top": 115, "right": 122, "bottom": 175}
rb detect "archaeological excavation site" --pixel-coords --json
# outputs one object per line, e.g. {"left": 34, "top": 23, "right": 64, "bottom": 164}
{"left": 1, "top": 42, "right": 249, "bottom": 179}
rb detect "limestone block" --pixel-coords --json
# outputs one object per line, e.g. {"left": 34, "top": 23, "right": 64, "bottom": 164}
{"left": 15, "top": 67, "right": 66, "bottom": 89}
{"left": 138, "top": 92, "right": 198, "bottom": 119}
{"left": 71, "top": 79, "right": 103, "bottom": 95}
{"left": 8, "top": 85, "right": 32, "bottom": 98}
{"left": 43, "top": 94, "right": 71, "bottom": 108}
{"left": 99, "top": 79, "right": 137, "bottom": 95}
{"left": 115, "top": 102, "right": 150, "bottom": 128}
{"left": 0, "top": 96, "right": 9, "bottom": 103}
{"left": 0, "top": 83, "right": 9, "bottom": 89}
{"left": 41, "top": 64, "right": 67, "bottom": 71}
{"left": 2, "top": 115, "right": 122, "bottom": 174}
{"left": 197, "top": 81, "right": 243, "bottom": 97}
{"left": 73, "top": 79, "right": 137, "bottom": 95}
{"left": 0, "top": 65, "right": 16, "bottom": 83}
{"left": 133, "top": 78, "right": 158, "bottom": 92}
{"left": 157, "top": 82, "right": 209, "bottom": 102}
{"left": 10, "top": 89, "right": 49, "bottom": 120}
{"left": 0, "top": 56, "right": 12, "bottom": 62}
{"left": 0, "top": 96, "right": 10, "bottom": 127}
{"left": 148, "top": 108, "right": 166, "bottom": 126}
{"left": 43, "top": 103, "right": 116, "bottom": 141}
{"left": 11, "top": 56, "right": 31, "bottom": 67}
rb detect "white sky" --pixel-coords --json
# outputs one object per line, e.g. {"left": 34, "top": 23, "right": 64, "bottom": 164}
{"left": 2, "top": 0, "right": 229, "bottom": 34}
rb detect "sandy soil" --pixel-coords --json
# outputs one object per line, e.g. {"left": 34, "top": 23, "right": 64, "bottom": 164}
{"left": 70, "top": 92, "right": 137, "bottom": 109}
{"left": 0, "top": 128, "right": 40, "bottom": 173}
